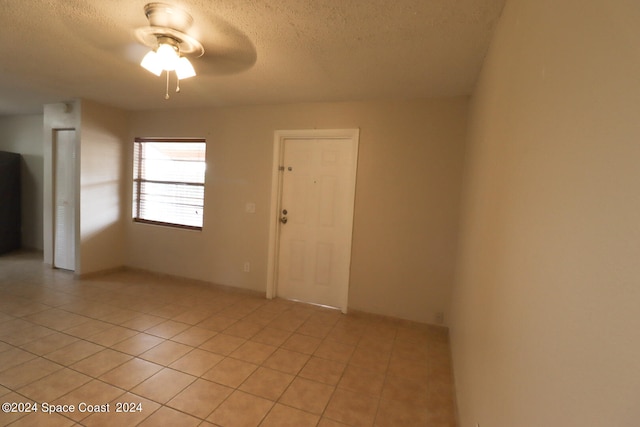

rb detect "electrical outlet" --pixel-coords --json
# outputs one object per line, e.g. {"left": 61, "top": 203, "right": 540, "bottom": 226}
{"left": 435, "top": 312, "right": 444, "bottom": 324}
{"left": 243, "top": 262, "right": 250, "bottom": 272}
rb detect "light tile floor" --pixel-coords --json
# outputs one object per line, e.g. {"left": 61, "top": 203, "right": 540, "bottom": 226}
{"left": 0, "top": 251, "right": 457, "bottom": 426}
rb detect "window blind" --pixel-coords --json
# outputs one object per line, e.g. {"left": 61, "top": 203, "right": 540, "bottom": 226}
{"left": 133, "top": 138, "right": 206, "bottom": 230}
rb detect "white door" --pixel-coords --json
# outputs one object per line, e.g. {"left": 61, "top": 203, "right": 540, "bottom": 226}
{"left": 53, "top": 129, "right": 76, "bottom": 271}
{"left": 274, "top": 132, "right": 359, "bottom": 311}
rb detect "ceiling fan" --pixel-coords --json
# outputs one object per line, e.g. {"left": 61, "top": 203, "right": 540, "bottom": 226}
{"left": 55, "top": 0, "right": 257, "bottom": 99}
{"left": 135, "top": 2, "right": 205, "bottom": 99}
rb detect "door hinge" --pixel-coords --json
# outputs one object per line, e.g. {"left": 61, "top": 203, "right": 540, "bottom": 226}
{"left": 278, "top": 166, "right": 285, "bottom": 171}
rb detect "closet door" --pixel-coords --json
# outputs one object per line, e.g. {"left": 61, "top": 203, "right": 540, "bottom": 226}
{"left": 53, "top": 129, "right": 76, "bottom": 271}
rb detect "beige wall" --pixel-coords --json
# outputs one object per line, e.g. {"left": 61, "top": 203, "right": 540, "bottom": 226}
{"left": 0, "top": 114, "right": 44, "bottom": 250}
{"left": 43, "top": 100, "right": 128, "bottom": 275}
{"left": 450, "top": 0, "right": 640, "bottom": 426}
{"left": 78, "top": 100, "right": 128, "bottom": 275}
{"left": 127, "top": 99, "right": 467, "bottom": 324}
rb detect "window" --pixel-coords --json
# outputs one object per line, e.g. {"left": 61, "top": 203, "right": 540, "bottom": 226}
{"left": 133, "top": 138, "right": 206, "bottom": 230}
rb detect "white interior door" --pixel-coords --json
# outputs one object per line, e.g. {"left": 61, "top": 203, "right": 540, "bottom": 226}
{"left": 275, "top": 133, "right": 358, "bottom": 311}
{"left": 53, "top": 129, "right": 76, "bottom": 271}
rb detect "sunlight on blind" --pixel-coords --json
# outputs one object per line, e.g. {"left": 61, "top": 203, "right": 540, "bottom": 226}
{"left": 133, "top": 139, "right": 206, "bottom": 229}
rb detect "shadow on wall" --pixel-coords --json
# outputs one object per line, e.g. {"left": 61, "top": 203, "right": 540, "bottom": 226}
{"left": 79, "top": 179, "right": 125, "bottom": 275}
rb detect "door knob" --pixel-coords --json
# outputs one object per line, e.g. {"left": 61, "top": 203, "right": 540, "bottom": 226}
{"left": 280, "top": 216, "right": 288, "bottom": 224}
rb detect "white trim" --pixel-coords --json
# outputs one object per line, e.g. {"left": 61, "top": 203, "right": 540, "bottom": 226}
{"left": 266, "top": 129, "right": 360, "bottom": 313}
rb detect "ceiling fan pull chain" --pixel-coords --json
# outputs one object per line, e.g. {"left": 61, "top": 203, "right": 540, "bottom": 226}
{"left": 165, "top": 70, "right": 170, "bottom": 100}
{"left": 176, "top": 77, "right": 181, "bottom": 93}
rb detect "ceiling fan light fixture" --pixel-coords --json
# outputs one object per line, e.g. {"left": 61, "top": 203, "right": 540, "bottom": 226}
{"left": 136, "top": 3, "right": 204, "bottom": 98}
{"left": 155, "top": 42, "right": 180, "bottom": 71}
{"left": 176, "top": 57, "right": 196, "bottom": 79}
{"left": 140, "top": 50, "right": 163, "bottom": 76}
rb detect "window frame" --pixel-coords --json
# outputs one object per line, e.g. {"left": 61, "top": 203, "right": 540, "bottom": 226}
{"left": 132, "top": 137, "right": 207, "bottom": 231}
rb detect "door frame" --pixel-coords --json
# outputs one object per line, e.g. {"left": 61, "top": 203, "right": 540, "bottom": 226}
{"left": 266, "top": 129, "right": 360, "bottom": 312}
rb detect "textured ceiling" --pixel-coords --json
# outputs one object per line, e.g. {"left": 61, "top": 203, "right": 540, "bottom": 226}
{"left": 0, "top": 0, "right": 505, "bottom": 115}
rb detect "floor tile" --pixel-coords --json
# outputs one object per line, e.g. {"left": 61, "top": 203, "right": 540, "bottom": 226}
{"left": 0, "top": 318, "right": 35, "bottom": 335}
{"left": 7, "top": 411, "right": 75, "bottom": 427}
{"left": 138, "top": 406, "right": 201, "bottom": 426}
{"left": 0, "top": 323, "right": 56, "bottom": 346}
{"left": 131, "top": 368, "right": 196, "bottom": 403}
{"left": 268, "top": 312, "right": 307, "bottom": 332}
{"left": 314, "top": 339, "right": 355, "bottom": 363}
{"left": 318, "top": 418, "right": 351, "bottom": 427}
{"left": 70, "top": 349, "right": 132, "bottom": 377}
{"left": 207, "top": 390, "right": 274, "bottom": 427}
{"left": 169, "top": 348, "right": 224, "bottom": 376}
{"left": 324, "top": 388, "right": 379, "bottom": 427}
{"left": 375, "top": 398, "right": 429, "bottom": 426}
{"left": 172, "top": 308, "right": 216, "bottom": 325}
{"left": 260, "top": 403, "right": 320, "bottom": 427}
{"left": 55, "top": 379, "right": 126, "bottom": 422}
{"left": 278, "top": 377, "right": 335, "bottom": 415}
{"left": 139, "top": 340, "right": 193, "bottom": 365}
{"left": 99, "top": 358, "right": 163, "bottom": 390}
{"left": 145, "top": 319, "right": 191, "bottom": 339}
{"left": 44, "top": 340, "right": 105, "bottom": 365}
{"left": 26, "top": 309, "right": 90, "bottom": 330}
{"left": 0, "top": 341, "right": 13, "bottom": 353}
{"left": 147, "top": 303, "right": 189, "bottom": 320}
{"left": 381, "top": 374, "right": 429, "bottom": 405}
{"left": 202, "top": 357, "right": 258, "bottom": 388}
{"left": 86, "top": 325, "right": 138, "bottom": 347}
{"left": 281, "top": 333, "right": 322, "bottom": 355}
{"left": 325, "top": 328, "right": 362, "bottom": 346}
{"left": 81, "top": 392, "right": 160, "bottom": 427}
{"left": 0, "top": 253, "right": 458, "bottom": 427}
{"left": 171, "top": 325, "right": 218, "bottom": 346}
{"left": 199, "top": 333, "right": 246, "bottom": 356}
{"left": 167, "top": 378, "right": 233, "bottom": 418}
{"left": 218, "top": 302, "right": 261, "bottom": 320}
{"left": 17, "top": 368, "right": 92, "bottom": 401}
{"left": 7, "top": 302, "right": 51, "bottom": 318}
{"left": 242, "top": 308, "right": 279, "bottom": 326}
{"left": 0, "top": 357, "right": 63, "bottom": 389}
{"left": 250, "top": 327, "right": 291, "bottom": 347}
{"left": 96, "top": 307, "right": 139, "bottom": 324}
{"left": 19, "top": 332, "right": 79, "bottom": 355}
{"left": 387, "top": 354, "right": 429, "bottom": 380}
{"left": 338, "top": 365, "right": 385, "bottom": 396}
{"left": 296, "top": 319, "right": 334, "bottom": 339}
{"left": 358, "top": 334, "right": 394, "bottom": 354}
{"left": 120, "top": 314, "right": 165, "bottom": 331}
{"left": 64, "top": 319, "right": 113, "bottom": 339}
{"left": 0, "top": 347, "right": 38, "bottom": 372}
{"left": 197, "top": 314, "right": 238, "bottom": 332}
{"left": 299, "top": 356, "right": 346, "bottom": 386}
{"left": 230, "top": 340, "right": 277, "bottom": 364}
{"left": 262, "top": 348, "right": 310, "bottom": 375}
{"left": 238, "top": 367, "right": 294, "bottom": 401}
{"left": 349, "top": 346, "right": 391, "bottom": 373}
{"left": 392, "top": 337, "right": 430, "bottom": 361}
{"left": 0, "top": 392, "right": 33, "bottom": 425}
{"left": 111, "top": 332, "right": 165, "bottom": 356}
{"left": 223, "top": 319, "right": 264, "bottom": 339}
